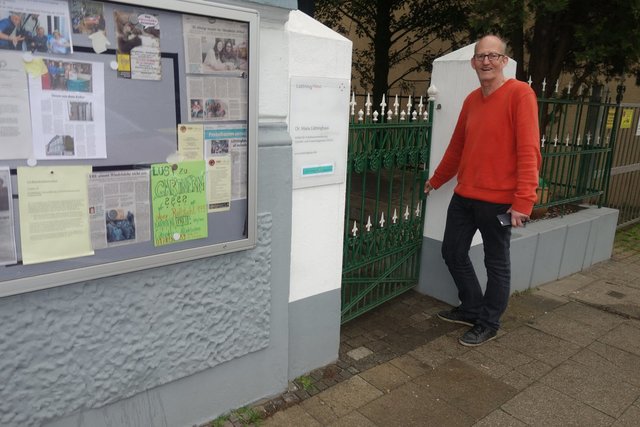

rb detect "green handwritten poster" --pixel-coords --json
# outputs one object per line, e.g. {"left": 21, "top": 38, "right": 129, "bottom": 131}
{"left": 151, "top": 161, "right": 208, "bottom": 246}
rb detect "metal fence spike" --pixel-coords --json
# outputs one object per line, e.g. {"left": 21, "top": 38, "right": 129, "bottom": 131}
{"left": 350, "top": 92, "right": 356, "bottom": 116}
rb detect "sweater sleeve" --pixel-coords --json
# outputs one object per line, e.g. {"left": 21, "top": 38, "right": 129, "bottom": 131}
{"left": 511, "top": 89, "right": 542, "bottom": 214}
{"left": 429, "top": 101, "right": 468, "bottom": 189}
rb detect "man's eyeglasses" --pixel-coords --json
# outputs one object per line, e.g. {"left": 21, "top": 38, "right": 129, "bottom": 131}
{"left": 473, "top": 53, "right": 505, "bottom": 63}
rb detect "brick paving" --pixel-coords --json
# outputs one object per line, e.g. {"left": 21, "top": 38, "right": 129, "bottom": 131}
{"left": 203, "top": 232, "right": 640, "bottom": 426}
{"left": 221, "top": 292, "right": 459, "bottom": 424}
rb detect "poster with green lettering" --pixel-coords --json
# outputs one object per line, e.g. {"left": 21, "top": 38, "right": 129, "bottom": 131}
{"left": 151, "top": 160, "right": 208, "bottom": 246}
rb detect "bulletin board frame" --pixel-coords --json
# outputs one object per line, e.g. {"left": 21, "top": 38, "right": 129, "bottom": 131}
{"left": 0, "top": 0, "right": 259, "bottom": 297}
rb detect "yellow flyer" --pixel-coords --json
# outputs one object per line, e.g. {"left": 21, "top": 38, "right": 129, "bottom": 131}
{"left": 18, "top": 166, "right": 94, "bottom": 264}
{"left": 620, "top": 108, "right": 634, "bottom": 129}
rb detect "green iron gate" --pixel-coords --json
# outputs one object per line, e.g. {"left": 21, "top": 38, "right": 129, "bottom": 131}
{"left": 341, "top": 94, "right": 434, "bottom": 323}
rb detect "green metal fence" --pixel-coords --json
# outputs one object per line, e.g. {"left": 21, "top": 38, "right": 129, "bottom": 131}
{"left": 341, "top": 95, "right": 433, "bottom": 324}
{"left": 340, "top": 88, "right": 628, "bottom": 324}
{"left": 535, "top": 93, "right": 616, "bottom": 214}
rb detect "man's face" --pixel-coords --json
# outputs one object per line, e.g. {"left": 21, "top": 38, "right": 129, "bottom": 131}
{"left": 10, "top": 14, "right": 21, "bottom": 26}
{"left": 471, "top": 36, "right": 507, "bottom": 83}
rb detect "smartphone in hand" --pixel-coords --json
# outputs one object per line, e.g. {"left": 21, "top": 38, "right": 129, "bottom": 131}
{"left": 497, "top": 212, "right": 512, "bottom": 227}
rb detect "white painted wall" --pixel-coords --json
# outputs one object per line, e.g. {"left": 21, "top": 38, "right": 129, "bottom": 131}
{"left": 258, "top": 21, "right": 290, "bottom": 122}
{"left": 424, "top": 43, "right": 517, "bottom": 244}
{"left": 285, "top": 11, "right": 353, "bottom": 303}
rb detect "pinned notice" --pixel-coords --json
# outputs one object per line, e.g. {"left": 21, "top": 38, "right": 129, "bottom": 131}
{"left": 17, "top": 166, "right": 94, "bottom": 265}
{"left": 151, "top": 161, "right": 208, "bottom": 246}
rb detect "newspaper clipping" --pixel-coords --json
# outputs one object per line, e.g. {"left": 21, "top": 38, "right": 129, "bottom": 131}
{"left": 88, "top": 170, "right": 151, "bottom": 249}
{"left": 230, "top": 126, "right": 247, "bottom": 200}
{"left": 204, "top": 125, "right": 234, "bottom": 212}
{"left": 187, "top": 76, "right": 248, "bottom": 122}
{"left": 0, "top": 52, "right": 32, "bottom": 160}
{"left": 182, "top": 15, "right": 248, "bottom": 76}
{"left": 28, "top": 57, "right": 107, "bottom": 159}
{"left": 0, "top": 167, "right": 16, "bottom": 265}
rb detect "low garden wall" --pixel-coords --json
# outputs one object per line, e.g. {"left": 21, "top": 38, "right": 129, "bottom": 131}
{"left": 418, "top": 206, "right": 619, "bottom": 305}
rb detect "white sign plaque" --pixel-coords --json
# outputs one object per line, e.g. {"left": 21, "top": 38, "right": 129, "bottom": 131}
{"left": 289, "top": 77, "right": 350, "bottom": 189}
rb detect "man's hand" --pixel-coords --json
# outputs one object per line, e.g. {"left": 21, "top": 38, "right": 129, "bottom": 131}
{"left": 424, "top": 180, "right": 434, "bottom": 195}
{"left": 11, "top": 35, "right": 25, "bottom": 47}
{"left": 509, "top": 209, "right": 529, "bottom": 228}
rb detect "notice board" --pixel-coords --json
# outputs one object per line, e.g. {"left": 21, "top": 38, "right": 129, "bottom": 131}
{"left": 0, "top": 0, "right": 258, "bottom": 297}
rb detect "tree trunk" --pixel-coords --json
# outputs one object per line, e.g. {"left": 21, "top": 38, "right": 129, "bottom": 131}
{"left": 372, "top": 0, "right": 392, "bottom": 107}
{"left": 528, "top": 12, "right": 570, "bottom": 97}
{"left": 298, "top": 0, "right": 315, "bottom": 17}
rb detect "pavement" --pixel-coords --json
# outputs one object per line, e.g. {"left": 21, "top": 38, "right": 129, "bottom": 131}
{"left": 250, "top": 238, "right": 640, "bottom": 426}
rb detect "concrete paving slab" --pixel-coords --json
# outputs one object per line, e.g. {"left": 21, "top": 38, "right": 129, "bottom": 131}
{"left": 538, "top": 272, "right": 595, "bottom": 297}
{"left": 408, "top": 334, "right": 470, "bottom": 369}
{"left": 359, "top": 362, "right": 412, "bottom": 393}
{"left": 496, "top": 326, "right": 581, "bottom": 366}
{"left": 498, "top": 369, "right": 536, "bottom": 391}
{"left": 598, "top": 322, "right": 640, "bottom": 357}
{"left": 300, "top": 376, "right": 383, "bottom": 424}
{"left": 529, "top": 287, "right": 569, "bottom": 304}
{"left": 261, "top": 404, "right": 322, "bottom": 427}
{"left": 473, "top": 341, "right": 534, "bottom": 369}
{"left": 613, "top": 404, "right": 640, "bottom": 427}
{"left": 413, "top": 359, "right": 518, "bottom": 420}
{"left": 326, "top": 411, "right": 377, "bottom": 427}
{"left": 586, "top": 262, "right": 640, "bottom": 289}
{"left": 347, "top": 346, "right": 374, "bottom": 361}
{"left": 513, "top": 358, "right": 553, "bottom": 381}
{"left": 551, "top": 301, "right": 626, "bottom": 332}
{"left": 458, "top": 348, "right": 513, "bottom": 380}
{"left": 539, "top": 359, "right": 640, "bottom": 418}
{"left": 388, "top": 354, "right": 431, "bottom": 378}
{"left": 300, "top": 395, "right": 340, "bottom": 425}
{"left": 501, "top": 293, "right": 567, "bottom": 331}
{"left": 527, "top": 311, "right": 602, "bottom": 347}
{"left": 501, "top": 383, "right": 614, "bottom": 426}
{"left": 358, "top": 381, "right": 474, "bottom": 427}
{"left": 571, "top": 342, "right": 640, "bottom": 388}
{"left": 571, "top": 280, "right": 640, "bottom": 319}
{"left": 630, "top": 318, "right": 640, "bottom": 329}
{"left": 472, "top": 409, "right": 526, "bottom": 427}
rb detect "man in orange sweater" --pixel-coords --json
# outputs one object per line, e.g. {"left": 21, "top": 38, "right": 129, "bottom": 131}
{"left": 424, "top": 35, "right": 541, "bottom": 346}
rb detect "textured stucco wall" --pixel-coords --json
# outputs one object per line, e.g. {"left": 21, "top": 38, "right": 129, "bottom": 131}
{"left": 0, "top": 214, "right": 272, "bottom": 427}
{"left": 38, "top": 125, "right": 292, "bottom": 427}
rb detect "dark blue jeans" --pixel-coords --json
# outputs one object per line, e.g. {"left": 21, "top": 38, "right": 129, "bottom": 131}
{"left": 441, "top": 194, "right": 511, "bottom": 331}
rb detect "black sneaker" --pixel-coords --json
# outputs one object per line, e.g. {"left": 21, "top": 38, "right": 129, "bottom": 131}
{"left": 459, "top": 324, "right": 497, "bottom": 347}
{"left": 437, "top": 307, "right": 475, "bottom": 327}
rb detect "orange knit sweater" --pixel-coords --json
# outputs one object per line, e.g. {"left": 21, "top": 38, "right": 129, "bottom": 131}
{"left": 429, "top": 79, "right": 541, "bottom": 214}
